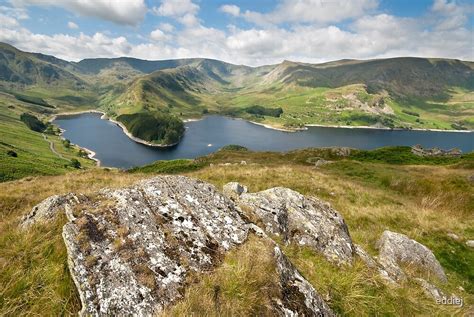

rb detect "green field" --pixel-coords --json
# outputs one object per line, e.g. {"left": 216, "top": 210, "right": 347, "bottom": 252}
{"left": 0, "top": 94, "right": 96, "bottom": 182}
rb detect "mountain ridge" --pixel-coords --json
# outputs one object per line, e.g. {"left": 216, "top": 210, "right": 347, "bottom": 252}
{"left": 1, "top": 42, "right": 473, "bottom": 144}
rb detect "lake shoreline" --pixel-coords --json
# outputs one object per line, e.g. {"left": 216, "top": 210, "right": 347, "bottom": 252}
{"left": 184, "top": 116, "right": 473, "bottom": 133}
{"left": 51, "top": 110, "right": 179, "bottom": 149}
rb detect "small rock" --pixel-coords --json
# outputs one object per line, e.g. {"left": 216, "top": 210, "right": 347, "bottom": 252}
{"left": 20, "top": 193, "right": 85, "bottom": 229}
{"left": 239, "top": 187, "right": 355, "bottom": 265}
{"left": 240, "top": 160, "right": 247, "bottom": 165}
{"left": 414, "top": 278, "right": 445, "bottom": 302}
{"left": 447, "top": 233, "right": 459, "bottom": 240}
{"left": 222, "top": 182, "right": 248, "bottom": 201}
{"left": 273, "top": 246, "right": 335, "bottom": 316}
{"left": 376, "top": 231, "right": 447, "bottom": 283}
{"left": 466, "top": 240, "right": 474, "bottom": 248}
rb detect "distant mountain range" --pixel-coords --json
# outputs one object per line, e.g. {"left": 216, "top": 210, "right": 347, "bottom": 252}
{"left": 1, "top": 41, "right": 473, "bottom": 144}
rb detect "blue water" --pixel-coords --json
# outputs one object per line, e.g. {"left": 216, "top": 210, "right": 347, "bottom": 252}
{"left": 54, "top": 113, "right": 473, "bottom": 168}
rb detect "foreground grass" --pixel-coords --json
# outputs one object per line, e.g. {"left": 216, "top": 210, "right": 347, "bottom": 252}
{"left": 0, "top": 151, "right": 473, "bottom": 315}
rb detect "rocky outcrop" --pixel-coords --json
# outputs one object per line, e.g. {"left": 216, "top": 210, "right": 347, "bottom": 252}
{"left": 20, "top": 193, "right": 85, "bottom": 229}
{"left": 376, "top": 231, "right": 447, "bottom": 283}
{"left": 222, "top": 182, "right": 248, "bottom": 201}
{"left": 411, "top": 144, "right": 462, "bottom": 157}
{"left": 228, "top": 184, "right": 355, "bottom": 265}
{"left": 22, "top": 176, "right": 337, "bottom": 316}
{"left": 273, "top": 246, "right": 334, "bottom": 316}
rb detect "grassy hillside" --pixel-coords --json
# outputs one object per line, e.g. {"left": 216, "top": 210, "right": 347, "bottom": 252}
{"left": 117, "top": 111, "right": 184, "bottom": 145}
{"left": 1, "top": 42, "right": 473, "bottom": 137}
{"left": 1, "top": 147, "right": 472, "bottom": 315}
{"left": 111, "top": 58, "right": 474, "bottom": 131}
{"left": 0, "top": 94, "right": 96, "bottom": 182}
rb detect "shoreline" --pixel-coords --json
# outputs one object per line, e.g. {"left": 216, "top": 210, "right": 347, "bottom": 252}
{"left": 183, "top": 115, "right": 472, "bottom": 133}
{"left": 55, "top": 126, "right": 101, "bottom": 167}
{"left": 304, "top": 123, "right": 473, "bottom": 133}
{"left": 51, "top": 109, "right": 179, "bottom": 148}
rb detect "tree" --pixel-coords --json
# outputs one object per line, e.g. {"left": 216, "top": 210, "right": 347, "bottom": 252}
{"left": 70, "top": 158, "right": 81, "bottom": 169}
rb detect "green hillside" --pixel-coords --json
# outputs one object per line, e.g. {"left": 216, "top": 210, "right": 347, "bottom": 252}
{"left": 0, "top": 42, "right": 473, "bottom": 155}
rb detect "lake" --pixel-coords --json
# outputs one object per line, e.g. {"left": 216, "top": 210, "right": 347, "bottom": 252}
{"left": 54, "top": 113, "right": 473, "bottom": 168}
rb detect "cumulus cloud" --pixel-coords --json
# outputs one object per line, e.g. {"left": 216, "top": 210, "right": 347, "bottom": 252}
{"left": 220, "top": 4, "right": 240, "bottom": 17}
{"left": 150, "top": 28, "right": 171, "bottom": 41}
{"left": 238, "top": 0, "right": 379, "bottom": 26}
{"left": 159, "top": 22, "right": 175, "bottom": 32}
{"left": 10, "top": 0, "right": 147, "bottom": 25}
{"left": 0, "top": 0, "right": 472, "bottom": 65}
{"left": 67, "top": 21, "right": 78, "bottom": 29}
{"left": 152, "top": 0, "right": 198, "bottom": 18}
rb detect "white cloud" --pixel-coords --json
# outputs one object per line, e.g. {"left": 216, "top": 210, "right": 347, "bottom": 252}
{"left": 67, "top": 21, "right": 78, "bottom": 29}
{"left": 430, "top": 0, "right": 470, "bottom": 31}
{"left": 10, "top": 0, "right": 147, "bottom": 25}
{"left": 0, "top": 1, "right": 472, "bottom": 66}
{"left": 150, "top": 28, "right": 171, "bottom": 41}
{"left": 0, "top": 5, "right": 28, "bottom": 19}
{"left": 240, "top": 0, "right": 379, "bottom": 26}
{"left": 153, "top": 0, "right": 198, "bottom": 18}
{"left": 220, "top": 4, "right": 240, "bottom": 17}
{"left": 160, "top": 22, "right": 175, "bottom": 32}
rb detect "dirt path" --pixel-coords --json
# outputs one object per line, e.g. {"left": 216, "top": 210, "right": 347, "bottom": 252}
{"left": 42, "top": 133, "right": 69, "bottom": 161}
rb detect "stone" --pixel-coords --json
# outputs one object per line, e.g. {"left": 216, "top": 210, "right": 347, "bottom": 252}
{"left": 376, "top": 231, "right": 447, "bottom": 283}
{"left": 273, "top": 246, "right": 335, "bottom": 316}
{"left": 222, "top": 182, "right": 248, "bottom": 201}
{"left": 354, "top": 244, "right": 397, "bottom": 284}
{"left": 61, "top": 176, "right": 248, "bottom": 316}
{"left": 20, "top": 193, "right": 85, "bottom": 229}
{"left": 22, "top": 176, "right": 336, "bottom": 316}
{"left": 238, "top": 186, "right": 354, "bottom": 265}
{"left": 466, "top": 240, "right": 474, "bottom": 248}
{"left": 414, "top": 278, "right": 445, "bottom": 302}
{"left": 330, "top": 147, "right": 351, "bottom": 157}
{"left": 447, "top": 233, "right": 459, "bottom": 240}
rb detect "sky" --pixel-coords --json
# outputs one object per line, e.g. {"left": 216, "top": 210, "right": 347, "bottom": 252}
{"left": 0, "top": 0, "right": 472, "bottom": 66}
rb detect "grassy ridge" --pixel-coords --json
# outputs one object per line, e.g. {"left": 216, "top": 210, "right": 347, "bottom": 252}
{"left": 1, "top": 149, "right": 472, "bottom": 315}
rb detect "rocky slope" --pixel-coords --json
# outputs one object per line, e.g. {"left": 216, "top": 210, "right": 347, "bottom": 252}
{"left": 20, "top": 175, "right": 457, "bottom": 316}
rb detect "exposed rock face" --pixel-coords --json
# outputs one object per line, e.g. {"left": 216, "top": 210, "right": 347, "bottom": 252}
{"left": 28, "top": 176, "right": 248, "bottom": 316}
{"left": 376, "top": 231, "right": 447, "bottom": 282}
{"left": 222, "top": 181, "right": 247, "bottom": 201}
{"left": 233, "top": 185, "right": 354, "bottom": 265}
{"left": 411, "top": 144, "right": 462, "bottom": 157}
{"left": 273, "top": 246, "right": 335, "bottom": 317}
{"left": 20, "top": 177, "right": 348, "bottom": 315}
{"left": 20, "top": 193, "right": 85, "bottom": 229}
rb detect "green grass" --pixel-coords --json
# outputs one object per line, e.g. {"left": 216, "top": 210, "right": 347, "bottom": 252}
{"left": 1, "top": 149, "right": 473, "bottom": 315}
{"left": 128, "top": 159, "right": 206, "bottom": 174}
{"left": 0, "top": 95, "right": 96, "bottom": 182}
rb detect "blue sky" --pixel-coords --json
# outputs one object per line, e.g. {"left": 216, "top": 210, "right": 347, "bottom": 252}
{"left": 0, "top": 0, "right": 472, "bottom": 65}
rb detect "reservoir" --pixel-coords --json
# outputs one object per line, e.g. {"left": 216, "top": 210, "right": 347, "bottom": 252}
{"left": 54, "top": 113, "right": 473, "bottom": 168}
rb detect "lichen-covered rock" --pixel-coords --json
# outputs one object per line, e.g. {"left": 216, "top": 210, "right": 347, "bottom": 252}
{"left": 61, "top": 176, "right": 248, "bottom": 316}
{"left": 376, "top": 231, "right": 447, "bottom": 283}
{"left": 273, "top": 246, "right": 335, "bottom": 317}
{"left": 20, "top": 193, "right": 85, "bottom": 229}
{"left": 237, "top": 186, "right": 354, "bottom": 265}
{"left": 222, "top": 182, "right": 247, "bottom": 200}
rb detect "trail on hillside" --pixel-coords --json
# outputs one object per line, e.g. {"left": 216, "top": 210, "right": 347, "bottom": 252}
{"left": 42, "top": 133, "right": 69, "bottom": 161}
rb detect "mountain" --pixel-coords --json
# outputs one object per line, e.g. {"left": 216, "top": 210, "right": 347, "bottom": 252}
{"left": 266, "top": 57, "right": 474, "bottom": 99}
{"left": 1, "top": 42, "right": 473, "bottom": 141}
{"left": 0, "top": 43, "right": 85, "bottom": 88}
